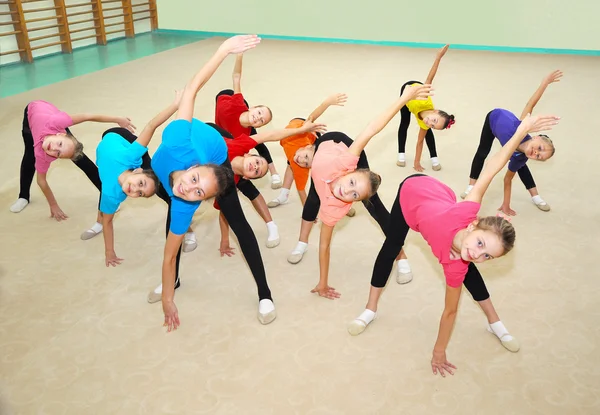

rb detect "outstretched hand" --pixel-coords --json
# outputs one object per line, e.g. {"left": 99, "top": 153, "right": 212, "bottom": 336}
{"left": 219, "top": 35, "right": 261, "bottom": 55}
{"left": 520, "top": 113, "right": 560, "bottom": 134}
{"left": 117, "top": 117, "right": 136, "bottom": 133}
{"left": 543, "top": 70, "right": 563, "bottom": 85}
{"left": 302, "top": 120, "right": 327, "bottom": 135}
{"left": 437, "top": 44, "right": 450, "bottom": 58}
{"left": 325, "top": 93, "right": 348, "bottom": 107}
{"left": 310, "top": 284, "right": 341, "bottom": 300}
{"left": 402, "top": 84, "right": 434, "bottom": 101}
{"left": 431, "top": 350, "right": 457, "bottom": 377}
{"left": 172, "top": 89, "right": 184, "bottom": 107}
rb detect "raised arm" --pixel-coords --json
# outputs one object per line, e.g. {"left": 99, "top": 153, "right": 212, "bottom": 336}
{"left": 424, "top": 44, "right": 449, "bottom": 85}
{"left": 306, "top": 93, "right": 348, "bottom": 123}
{"left": 251, "top": 120, "right": 327, "bottom": 144}
{"left": 178, "top": 35, "right": 261, "bottom": 122}
{"left": 70, "top": 114, "right": 136, "bottom": 132}
{"left": 465, "top": 114, "right": 560, "bottom": 204}
{"left": 136, "top": 90, "right": 182, "bottom": 148}
{"left": 519, "top": 70, "right": 563, "bottom": 120}
{"left": 232, "top": 54, "right": 243, "bottom": 94}
{"left": 348, "top": 84, "right": 433, "bottom": 157}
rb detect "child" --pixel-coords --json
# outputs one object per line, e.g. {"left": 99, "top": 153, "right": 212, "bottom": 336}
{"left": 349, "top": 113, "right": 560, "bottom": 377}
{"left": 461, "top": 70, "right": 562, "bottom": 215}
{"left": 215, "top": 53, "right": 282, "bottom": 188}
{"left": 10, "top": 100, "right": 134, "bottom": 220}
{"left": 396, "top": 44, "right": 454, "bottom": 172}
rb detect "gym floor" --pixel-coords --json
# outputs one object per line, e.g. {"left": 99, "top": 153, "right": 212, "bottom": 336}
{"left": 0, "top": 35, "right": 599, "bottom": 415}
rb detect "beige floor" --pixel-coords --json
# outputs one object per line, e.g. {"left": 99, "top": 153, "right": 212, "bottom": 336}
{"left": 1, "top": 38, "right": 599, "bottom": 415}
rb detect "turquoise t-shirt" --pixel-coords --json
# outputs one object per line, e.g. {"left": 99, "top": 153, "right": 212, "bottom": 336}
{"left": 151, "top": 119, "right": 228, "bottom": 235}
{"left": 96, "top": 132, "right": 147, "bottom": 214}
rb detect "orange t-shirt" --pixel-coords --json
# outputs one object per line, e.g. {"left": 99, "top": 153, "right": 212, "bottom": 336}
{"left": 310, "top": 140, "right": 359, "bottom": 226}
{"left": 280, "top": 118, "right": 317, "bottom": 191}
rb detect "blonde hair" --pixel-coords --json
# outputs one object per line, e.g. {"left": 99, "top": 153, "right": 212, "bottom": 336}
{"left": 476, "top": 216, "right": 516, "bottom": 255}
{"left": 355, "top": 168, "right": 381, "bottom": 199}
{"left": 67, "top": 133, "right": 84, "bottom": 161}
{"left": 538, "top": 134, "right": 556, "bottom": 158}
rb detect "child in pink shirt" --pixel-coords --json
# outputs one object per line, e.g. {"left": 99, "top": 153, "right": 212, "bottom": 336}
{"left": 10, "top": 100, "right": 134, "bottom": 221}
{"left": 349, "top": 113, "right": 561, "bottom": 378}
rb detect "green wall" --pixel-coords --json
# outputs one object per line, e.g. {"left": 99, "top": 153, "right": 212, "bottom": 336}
{"left": 156, "top": 0, "right": 600, "bottom": 52}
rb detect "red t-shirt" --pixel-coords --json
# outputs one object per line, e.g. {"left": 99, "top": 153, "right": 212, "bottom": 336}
{"left": 215, "top": 93, "right": 251, "bottom": 137}
{"left": 213, "top": 134, "right": 257, "bottom": 210}
{"left": 400, "top": 175, "right": 481, "bottom": 288}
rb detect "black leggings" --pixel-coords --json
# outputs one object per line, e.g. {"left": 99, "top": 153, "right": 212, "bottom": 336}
{"left": 468, "top": 112, "right": 536, "bottom": 190}
{"left": 301, "top": 132, "right": 389, "bottom": 232}
{"left": 216, "top": 89, "right": 273, "bottom": 165}
{"left": 397, "top": 81, "right": 437, "bottom": 158}
{"left": 18, "top": 105, "right": 101, "bottom": 201}
{"left": 370, "top": 175, "right": 490, "bottom": 302}
{"left": 169, "top": 123, "right": 272, "bottom": 300}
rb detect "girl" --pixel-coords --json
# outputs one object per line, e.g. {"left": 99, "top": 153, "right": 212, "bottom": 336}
{"left": 461, "top": 70, "right": 562, "bottom": 215}
{"left": 10, "top": 100, "right": 134, "bottom": 220}
{"left": 396, "top": 44, "right": 454, "bottom": 172}
{"left": 215, "top": 53, "right": 282, "bottom": 189}
{"left": 149, "top": 35, "right": 276, "bottom": 332}
{"left": 80, "top": 91, "right": 199, "bottom": 267}
{"left": 288, "top": 83, "right": 433, "bottom": 300}
{"left": 268, "top": 93, "right": 347, "bottom": 209}
{"left": 348, "top": 113, "right": 560, "bottom": 377}
{"left": 206, "top": 120, "right": 326, "bottom": 256}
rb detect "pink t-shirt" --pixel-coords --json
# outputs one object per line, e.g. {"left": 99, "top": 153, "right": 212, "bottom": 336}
{"left": 27, "top": 100, "right": 74, "bottom": 173}
{"left": 310, "top": 140, "right": 359, "bottom": 226}
{"left": 400, "top": 175, "right": 481, "bottom": 288}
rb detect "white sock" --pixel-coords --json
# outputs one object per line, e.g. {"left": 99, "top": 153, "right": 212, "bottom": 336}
{"left": 397, "top": 153, "right": 406, "bottom": 162}
{"left": 90, "top": 222, "right": 103, "bottom": 233}
{"left": 464, "top": 184, "right": 474, "bottom": 193}
{"left": 184, "top": 232, "right": 196, "bottom": 242}
{"left": 532, "top": 195, "right": 544, "bottom": 205}
{"left": 10, "top": 198, "right": 29, "bottom": 213}
{"left": 271, "top": 174, "right": 281, "bottom": 182}
{"left": 153, "top": 284, "right": 162, "bottom": 294}
{"left": 356, "top": 309, "right": 376, "bottom": 325}
{"left": 489, "top": 321, "right": 513, "bottom": 341}
{"left": 292, "top": 241, "right": 308, "bottom": 254}
{"left": 259, "top": 299, "right": 275, "bottom": 314}
{"left": 397, "top": 259, "right": 411, "bottom": 273}
{"left": 266, "top": 221, "right": 279, "bottom": 241}
{"left": 277, "top": 188, "right": 290, "bottom": 203}
{"left": 431, "top": 157, "right": 440, "bottom": 166}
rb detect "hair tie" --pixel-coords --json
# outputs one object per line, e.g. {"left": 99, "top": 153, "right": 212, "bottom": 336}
{"left": 496, "top": 211, "right": 512, "bottom": 223}
{"left": 446, "top": 119, "right": 455, "bottom": 129}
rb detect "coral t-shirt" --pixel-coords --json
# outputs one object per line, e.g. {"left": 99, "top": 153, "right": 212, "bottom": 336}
{"left": 27, "top": 100, "right": 74, "bottom": 173}
{"left": 281, "top": 118, "right": 318, "bottom": 191}
{"left": 310, "top": 140, "right": 358, "bottom": 226}
{"left": 215, "top": 93, "right": 251, "bottom": 138}
{"left": 400, "top": 175, "right": 481, "bottom": 287}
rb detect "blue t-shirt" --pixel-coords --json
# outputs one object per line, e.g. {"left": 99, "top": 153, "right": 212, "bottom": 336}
{"left": 151, "top": 119, "right": 228, "bottom": 235}
{"left": 488, "top": 108, "right": 531, "bottom": 172}
{"left": 96, "top": 133, "right": 147, "bottom": 214}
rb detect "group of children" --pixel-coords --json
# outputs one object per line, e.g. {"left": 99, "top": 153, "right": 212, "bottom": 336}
{"left": 10, "top": 35, "right": 562, "bottom": 377}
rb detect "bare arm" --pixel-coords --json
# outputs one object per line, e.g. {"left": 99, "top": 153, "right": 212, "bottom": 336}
{"left": 70, "top": 114, "right": 136, "bottom": 132}
{"left": 348, "top": 84, "right": 433, "bottom": 157}
{"left": 136, "top": 91, "right": 182, "bottom": 148}
{"left": 425, "top": 44, "right": 449, "bottom": 85}
{"left": 433, "top": 285, "right": 462, "bottom": 353}
{"left": 501, "top": 170, "right": 516, "bottom": 211}
{"left": 102, "top": 213, "right": 123, "bottom": 267}
{"left": 178, "top": 35, "right": 261, "bottom": 122}
{"left": 298, "top": 189, "right": 307, "bottom": 206}
{"left": 465, "top": 114, "right": 559, "bottom": 204}
{"left": 413, "top": 128, "right": 427, "bottom": 170}
{"left": 161, "top": 231, "right": 185, "bottom": 331}
{"left": 306, "top": 93, "right": 347, "bottom": 123}
{"left": 519, "top": 70, "right": 563, "bottom": 120}
{"left": 311, "top": 223, "right": 341, "bottom": 299}
{"left": 232, "top": 54, "right": 243, "bottom": 94}
{"left": 252, "top": 121, "right": 326, "bottom": 144}
{"left": 36, "top": 172, "right": 58, "bottom": 207}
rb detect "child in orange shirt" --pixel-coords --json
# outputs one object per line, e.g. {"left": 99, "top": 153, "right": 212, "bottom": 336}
{"left": 267, "top": 93, "right": 347, "bottom": 208}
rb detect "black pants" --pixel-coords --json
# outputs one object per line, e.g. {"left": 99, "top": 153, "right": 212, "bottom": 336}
{"left": 170, "top": 123, "right": 272, "bottom": 300}
{"left": 18, "top": 105, "right": 101, "bottom": 201}
{"left": 468, "top": 112, "right": 536, "bottom": 190}
{"left": 301, "top": 132, "right": 389, "bottom": 232}
{"left": 370, "top": 175, "right": 490, "bottom": 302}
{"left": 216, "top": 89, "right": 273, "bottom": 165}
{"left": 397, "top": 81, "right": 437, "bottom": 158}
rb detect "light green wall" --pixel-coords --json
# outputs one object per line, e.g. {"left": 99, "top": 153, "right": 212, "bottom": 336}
{"left": 156, "top": 0, "right": 599, "bottom": 51}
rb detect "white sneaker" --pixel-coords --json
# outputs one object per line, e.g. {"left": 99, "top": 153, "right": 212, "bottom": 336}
{"left": 183, "top": 232, "right": 197, "bottom": 253}
{"left": 80, "top": 228, "right": 102, "bottom": 240}
{"left": 258, "top": 299, "right": 276, "bottom": 324}
{"left": 10, "top": 198, "right": 29, "bottom": 213}
{"left": 147, "top": 284, "right": 162, "bottom": 304}
{"left": 270, "top": 174, "right": 282, "bottom": 189}
{"left": 267, "top": 198, "right": 287, "bottom": 208}
{"left": 287, "top": 249, "right": 306, "bottom": 264}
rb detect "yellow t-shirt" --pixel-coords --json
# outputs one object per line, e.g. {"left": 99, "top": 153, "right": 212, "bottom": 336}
{"left": 405, "top": 83, "right": 435, "bottom": 130}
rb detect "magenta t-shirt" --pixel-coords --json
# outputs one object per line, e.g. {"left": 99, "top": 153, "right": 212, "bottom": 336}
{"left": 400, "top": 176, "right": 481, "bottom": 287}
{"left": 27, "top": 100, "right": 74, "bottom": 173}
